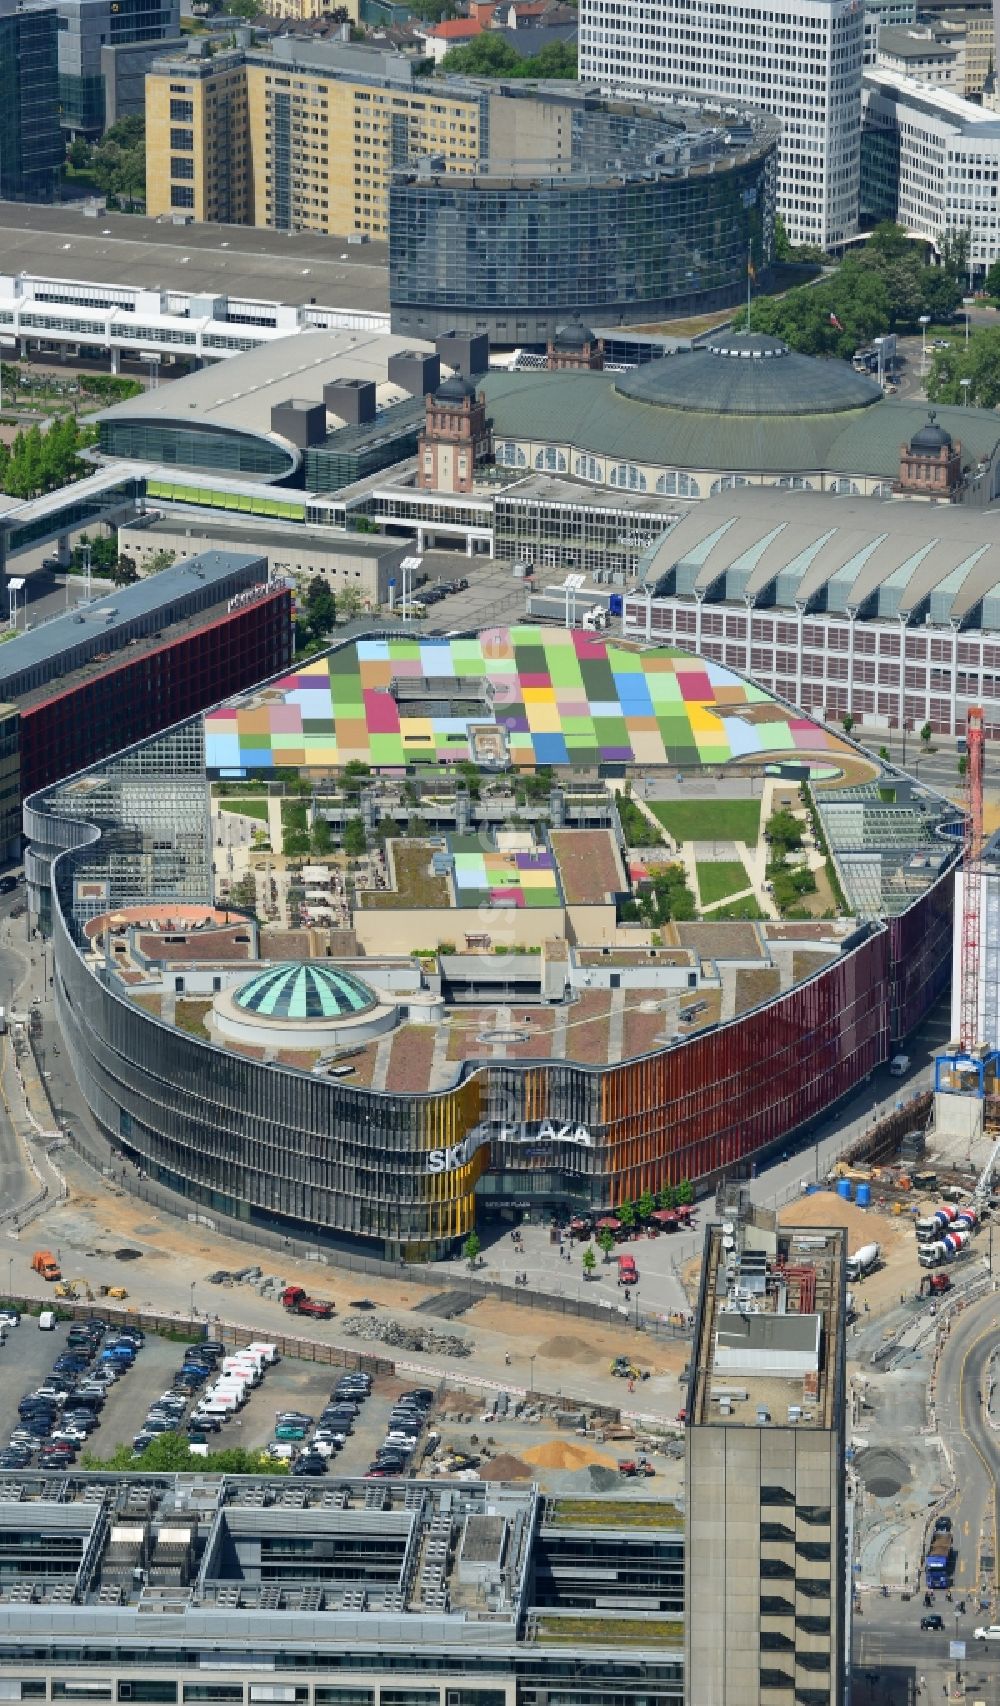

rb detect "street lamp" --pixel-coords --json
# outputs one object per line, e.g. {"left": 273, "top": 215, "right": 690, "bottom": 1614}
{"left": 6, "top": 1256, "right": 11, "bottom": 1305}
{"left": 960, "top": 376, "right": 972, "bottom": 411}
{"left": 919, "top": 314, "right": 931, "bottom": 377}
{"left": 528, "top": 1354, "right": 536, "bottom": 1400}
{"left": 189, "top": 1280, "right": 196, "bottom": 1325}
{"left": 964, "top": 296, "right": 975, "bottom": 345}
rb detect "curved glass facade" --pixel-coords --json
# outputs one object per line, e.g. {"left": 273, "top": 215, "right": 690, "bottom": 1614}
{"left": 389, "top": 101, "right": 779, "bottom": 344}
{"left": 27, "top": 708, "right": 955, "bottom": 1260}
{"left": 97, "top": 419, "right": 296, "bottom": 481}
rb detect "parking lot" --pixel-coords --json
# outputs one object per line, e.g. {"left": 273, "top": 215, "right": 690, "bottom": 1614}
{"left": 0, "top": 1317, "right": 438, "bottom": 1476}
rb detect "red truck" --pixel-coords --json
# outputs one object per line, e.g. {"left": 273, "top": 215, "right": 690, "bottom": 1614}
{"left": 617, "top": 1254, "right": 639, "bottom": 1287}
{"left": 280, "top": 1285, "right": 334, "bottom": 1320}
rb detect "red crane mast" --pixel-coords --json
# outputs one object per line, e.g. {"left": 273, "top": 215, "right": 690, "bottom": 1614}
{"left": 959, "top": 705, "right": 986, "bottom": 1053}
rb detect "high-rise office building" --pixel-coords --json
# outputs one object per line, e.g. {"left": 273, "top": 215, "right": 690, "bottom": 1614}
{"left": 145, "top": 39, "right": 482, "bottom": 236}
{"left": 685, "top": 1193, "right": 847, "bottom": 1706}
{"left": 578, "top": 0, "right": 864, "bottom": 249}
{"left": 0, "top": 0, "right": 61, "bottom": 201}
{"left": 55, "top": 0, "right": 180, "bottom": 137}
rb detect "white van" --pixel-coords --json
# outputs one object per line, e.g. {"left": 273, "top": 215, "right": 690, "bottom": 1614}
{"left": 211, "top": 1383, "right": 248, "bottom": 1407}
{"left": 223, "top": 1357, "right": 261, "bottom": 1384}
{"left": 195, "top": 1399, "right": 236, "bottom": 1422}
{"left": 38, "top": 1310, "right": 56, "bottom": 1331}
{"left": 245, "top": 1342, "right": 278, "bottom": 1366}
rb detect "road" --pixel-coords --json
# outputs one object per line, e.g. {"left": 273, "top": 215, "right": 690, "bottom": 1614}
{"left": 936, "top": 1290, "right": 1000, "bottom": 1605}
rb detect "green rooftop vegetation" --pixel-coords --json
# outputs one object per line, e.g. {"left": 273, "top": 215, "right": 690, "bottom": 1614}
{"left": 650, "top": 799, "right": 762, "bottom": 846}
{"left": 549, "top": 1498, "right": 684, "bottom": 1530}
{"left": 696, "top": 860, "right": 750, "bottom": 906}
{"left": 533, "top": 1615, "right": 684, "bottom": 1647}
{"left": 218, "top": 797, "right": 269, "bottom": 822}
{"left": 357, "top": 842, "right": 450, "bottom": 910}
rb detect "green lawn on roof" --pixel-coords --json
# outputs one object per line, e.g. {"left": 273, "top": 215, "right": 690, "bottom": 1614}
{"left": 696, "top": 860, "right": 751, "bottom": 906}
{"left": 650, "top": 799, "right": 762, "bottom": 846}
{"left": 217, "top": 798, "right": 269, "bottom": 822}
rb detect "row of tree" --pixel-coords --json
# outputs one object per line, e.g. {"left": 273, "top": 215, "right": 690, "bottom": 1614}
{"left": 0, "top": 415, "right": 93, "bottom": 500}
{"left": 745, "top": 222, "right": 968, "bottom": 359}
{"left": 441, "top": 33, "right": 576, "bottom": 77}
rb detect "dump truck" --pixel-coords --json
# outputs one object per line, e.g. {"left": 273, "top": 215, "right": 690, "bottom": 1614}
{"left": 618, "top": 1457, "right": 655, "bottom": 1478}
{"left": 31, "top": 1250, "right": 60, "bottom": 1282}
{"left": 925, "top": 1532, "right": 954, "bottom": 1590}
{"left": 920, "top": 1272, "right": 951, "bottom": 1297}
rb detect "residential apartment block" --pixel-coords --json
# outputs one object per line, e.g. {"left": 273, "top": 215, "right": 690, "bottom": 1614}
{"left": 146, "top": 38, "right": 481, "bottom": 237}
{"left": 578, "top": 0, "right": 864, "bottom": 249}
{"left": 863, "top": 66, "right": 1000, "bottom": 272}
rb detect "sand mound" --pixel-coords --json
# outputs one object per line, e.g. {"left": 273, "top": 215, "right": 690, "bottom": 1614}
{"left": 536, "top": 1334, "right": 598, "bottom": 1364}
{"left": 778, "top": 1190, "right": 890, "bottom": 1244}
{"left": 481, "top": 1453, "right": 534, "bottom": 1481}
{"left": 522, "top": 1439, "right": 618, "bottom": 1471}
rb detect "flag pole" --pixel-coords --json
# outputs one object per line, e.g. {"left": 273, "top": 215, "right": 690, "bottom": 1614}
{"left": 747, "top": 238, "right": 752, "bottom": 327}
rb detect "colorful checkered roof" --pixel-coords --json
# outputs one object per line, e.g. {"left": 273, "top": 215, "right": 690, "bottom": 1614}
{"left": 448, "top": 835, "right": 561, "bottom": 910}
{"left": 204, "top": 627, "right": 845, "bottom": 773}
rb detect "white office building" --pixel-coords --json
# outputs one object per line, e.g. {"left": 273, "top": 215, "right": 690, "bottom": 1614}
{"left": 863, "top": 67, "right": 1000, "bottom": 273}
{"left": 578, "top": 0, "right": 865, "bottom": 249}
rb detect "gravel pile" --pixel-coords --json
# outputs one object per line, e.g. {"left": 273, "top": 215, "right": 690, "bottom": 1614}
{"left": 339, "top": 1314, "right": 474, "bottom": 1357}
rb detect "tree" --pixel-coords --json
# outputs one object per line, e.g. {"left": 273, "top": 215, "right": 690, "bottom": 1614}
{"left": 842, "top": 712, "right": 854, "bottom": 736}
{"left": 581, "top": 1244, "right": 597, "bottom": 1278}
{"left": 441, "top": 32, "right": 575, "bottom": 77}
{"left": 374, "top": 815, "right": 401, "bottom": 844}
{"left": 879, "top": 746, "right": 891, "bottom": 763}
{"left": 91, "top": 115, "right": 146, "bottom": 208}
{"left": 766, "top": 808, "right": 803, "bottom": 854}
{"left": 311, "top": 816, "right": 332, "bottom": 856}
{"left": 597, "top": 1227, "right": 615, "bottom": 1262}
{"left": 463, "top": 1230, "right": 481, "bottom": 1268}
{"left": 146, "top": 548, "right": 176, "bottom": 574}
{"left": 305, "top": 576, "right": 336, "bottom": 636}
{"left": 67, "top": 137, "right": 91, "bottom": 170}
{"left": 638, "top": 1187, "right": 655, "bottom": 1223}
{"left": 343, "top": 816, "right": 367, "bottom": 857}
{"left": 336, "top": 586, "right": 365, "bottom": 622}
{"left": 677, "top": 1177, "right": 694, "bottom": 1207}
{"left": 986, "top": 257, "right": 1000, "bottom": 304}
{"left": 229, "top": 873, "right": 258, "bottom": 913}
{"left": 84, "top": 1432, "right": 289, "bottom": 1474}
{"left": 617, "top": 1199, "right": 636, "bottom": 1231}
{"left": 111, "top": 553, "right": 138, "bottom": 586}
{"left": 958, "top": 754, "right": 968, "bottom": 778}
{"left": 657, "top": 1182, "right": 677, "bottom": 1211}
{"left": 927, "top": 327, "right": 1000, "bottom": 408}
{"left": 920, "top": 721, "right": 933, "bottom": 749}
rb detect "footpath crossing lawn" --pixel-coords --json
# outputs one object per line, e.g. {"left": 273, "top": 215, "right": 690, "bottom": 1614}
{"left": 650, "top": 799, "right": 762, "bottom": 845}
{"left": 696, "top": 860, "right": 752, "bottom": 906}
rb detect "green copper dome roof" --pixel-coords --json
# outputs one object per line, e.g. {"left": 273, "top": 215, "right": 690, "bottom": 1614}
{"left": 233, "top": 962, "right": 378, "bottom": 1022}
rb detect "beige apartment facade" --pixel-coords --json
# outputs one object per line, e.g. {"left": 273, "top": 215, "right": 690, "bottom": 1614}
{"left": 147, "top": 45, "right": 481, "bottom": 237}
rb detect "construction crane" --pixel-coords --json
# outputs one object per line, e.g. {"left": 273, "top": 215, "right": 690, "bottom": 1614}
{"left": 959, "top": 705, "right": 986, "bottom": 1054}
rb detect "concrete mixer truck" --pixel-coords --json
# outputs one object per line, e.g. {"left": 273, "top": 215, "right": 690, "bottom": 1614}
{"left": 915, "top": 1205, "right": 959, "bottom": 1241}
{"left": 918, "top": 1228, "right": 971, "bottom": 1267}
{"left": 846, "top": 1243, "right": 881, "bottom": 1282}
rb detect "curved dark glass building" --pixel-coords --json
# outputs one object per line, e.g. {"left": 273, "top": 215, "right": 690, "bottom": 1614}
{"left": 24, "top": 625, "right": 956, "bottom": 1263}
{"left": 389, "top": 87, "right": 779, "bottom": 344}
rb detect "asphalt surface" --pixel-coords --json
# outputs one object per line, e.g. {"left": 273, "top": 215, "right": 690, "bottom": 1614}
{"left": 936, "top": 1291, "right": 1000, "bottom": 1603}
{"left": 0, "top": 202, "right": 389, "bottom": 314}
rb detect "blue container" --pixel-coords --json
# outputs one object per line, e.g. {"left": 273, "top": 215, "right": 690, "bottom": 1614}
{"left": 837, "top": 1179, "right": 853, "bottom": 1202}
{"left": 856, "top": 1182, "right": 871, "bottom": 1209}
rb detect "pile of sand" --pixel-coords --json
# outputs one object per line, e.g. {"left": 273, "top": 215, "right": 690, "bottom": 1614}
{"left": 778, "top": 1190, "right": 898, "bottom": 1245}
{"left": 522, "top": 1439, "right": 618, "bottom": 1471}
{"left": 481, "top": 1453, "right": 534, "bottom": 1481}
{"left": 535, "top": 1333, "right": 598, "bottom": 1364}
